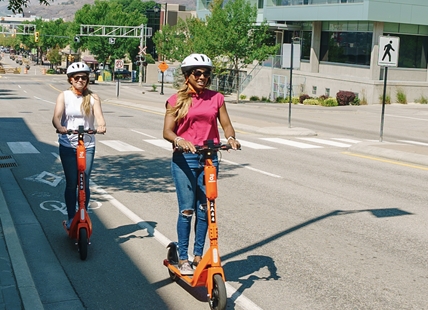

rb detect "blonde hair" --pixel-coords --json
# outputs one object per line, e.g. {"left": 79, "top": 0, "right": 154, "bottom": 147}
{"left": 68, "top": 84, "right": 93, "bottom": 116}
{"left": 167, "top": 70, "right": 212, "bottom": 122}
{"left": 167, "top": 84, "right": 193, "bottom": 122}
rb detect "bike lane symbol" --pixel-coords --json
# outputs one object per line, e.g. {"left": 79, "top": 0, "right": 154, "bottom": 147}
{"left": 40, "top": 200, "right": 102, "bottom": 214}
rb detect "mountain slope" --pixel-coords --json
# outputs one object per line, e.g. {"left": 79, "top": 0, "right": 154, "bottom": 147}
{"left": 1, "top": 0, "right": 196, "bottom": 21}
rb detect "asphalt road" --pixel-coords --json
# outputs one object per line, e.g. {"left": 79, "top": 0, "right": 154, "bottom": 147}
{"left": 1, "top": 61, "right": 428, "bottom": 309}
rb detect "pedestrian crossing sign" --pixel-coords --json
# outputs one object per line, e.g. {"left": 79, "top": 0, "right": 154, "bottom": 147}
{"left": 378, "top": 36, "right": 400, "bottom": 67}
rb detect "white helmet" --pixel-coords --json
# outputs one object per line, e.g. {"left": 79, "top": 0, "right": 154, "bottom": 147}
{"left": 181, "top": 53, "right": 213, "bottom": 73}
{"left": 67, "top": 62, "right": 90, "bottom": 76}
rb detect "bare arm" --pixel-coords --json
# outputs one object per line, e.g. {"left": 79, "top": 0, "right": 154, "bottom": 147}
{"left": 163, "top": 103, "right": 195, "bottom": 152}
{"left": 52, "top": 92, "right": 67, "bottom": 134}
{"left": 218, "top": 103, "right": 240, "bottom": 150}
{"left": 92, "top": 93, "right": 106, "bottom": 134}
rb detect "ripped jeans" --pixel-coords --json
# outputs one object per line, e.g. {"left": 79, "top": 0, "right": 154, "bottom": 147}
{"left": 171, "top": 151, "right": 218, "bottom": 261}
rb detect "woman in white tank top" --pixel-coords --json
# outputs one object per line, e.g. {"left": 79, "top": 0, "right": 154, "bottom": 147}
{"left": 52, "top": 62, "right": 106, "bottom": 229}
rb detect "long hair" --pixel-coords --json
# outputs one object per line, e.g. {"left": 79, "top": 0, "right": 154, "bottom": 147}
{"left": 68, "top": 76, "right": 93, "bottom": 116}
{"left": 167, "top": 69, "right": 211, "bottom": 122}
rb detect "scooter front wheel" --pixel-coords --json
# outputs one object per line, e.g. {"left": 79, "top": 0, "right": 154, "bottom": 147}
{"left": 78, "top": 228, "right": 88, "bottom": 260}
{"left": 209, "top": 274, "right": 227, "bottom": 310}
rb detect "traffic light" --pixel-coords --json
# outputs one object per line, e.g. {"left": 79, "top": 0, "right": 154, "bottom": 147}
{"left": 34, "top": 31, "right": 39, "bottom": 42}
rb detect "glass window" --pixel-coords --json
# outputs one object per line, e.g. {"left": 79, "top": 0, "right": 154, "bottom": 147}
{"left": 258, "top": 0, "right": 264, "bottom": 8}
{"left": 301, "top": 31, "right": 312, "bottom": 60}
{"left": 320, "top": 31, "right": 372, "bottom": 66}
{"left": 384, "top": 33, "right": 428, "bottom": 69}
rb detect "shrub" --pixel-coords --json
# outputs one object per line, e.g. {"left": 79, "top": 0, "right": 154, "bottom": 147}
{"left": 240, "top": 94, "right": 247, "bottom": 100}
{"left": 292, "top": 97, "right": 300, "bottom": 104}
{"left": 336, "top": 91, "right": 356, "bottom": 106}
{"left": 416, "top": 95, "right": 428, "bottom": 104}
{"left": 261, "top": 96, "right": 271, "bottom": 102}
{"left": 303, "top": 98, "right": 320, "bottom": 105}
{"left": 321, "top": 98, "right": 338, "bottom": 107}
{"left": 249, "top": 95, "right": 260, "bottom": 101}
{"left": 275, "top": 96, "right": 284, "bottom": 103}
{"left": 299, "top": 94, "right": 311, "bottom": 103}
{"left": 396, "top": 89, "right": 407, "bottom": 104}
{"left": 379, "top": 94, "right": 391, "bottom": 104}
{"left": 151, "top": 84, "right": 157, "bottom": 92}
{"left": 351, "top": 96, "right": 360, "bottom": 106}
{"left": 46, "top": 68, "right": 56, "bottom": 74}
{"left": 318, "top": 95, "right": 329, "bottom": 101}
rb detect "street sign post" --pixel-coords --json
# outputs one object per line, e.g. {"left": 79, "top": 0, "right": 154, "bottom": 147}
{"left": 158, "top": 61, "right": 169, "bottom": 95}
{"left": 378, "top": 36, "right": 400, "bottom": 142}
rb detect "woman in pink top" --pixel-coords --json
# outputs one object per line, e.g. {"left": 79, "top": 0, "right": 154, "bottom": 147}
{"left": 163, "top": 53, "right": 240, "bottom": 275}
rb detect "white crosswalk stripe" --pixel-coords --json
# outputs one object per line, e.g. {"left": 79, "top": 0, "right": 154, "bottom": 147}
{"left": 99, "top": 140, "right": 144, "bottom": 152}
{"left": 298, "top": 137, "right": 352, "bottom": 147}
{"left": 7, "top": 142, "right": 40, "bottom": 154}
{"left": 144, "top": 139, "right": 172, "bottom": 150}
{"left": 331, "top": 138, "right": 361, "bottom": 144}
{"left": 224, "top": 139, "right": 275, "bottom": 150}
{"left": 260, "top": 138, "right": 322, "bottom": 149}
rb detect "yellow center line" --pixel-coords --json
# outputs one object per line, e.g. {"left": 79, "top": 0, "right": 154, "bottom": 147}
{"left": 343, "top": 151, "right": 428, "bottom": 171}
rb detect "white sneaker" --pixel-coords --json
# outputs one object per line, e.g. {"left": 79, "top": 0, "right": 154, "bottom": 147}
{"left": 178, "top": 261, "right": 194, "bottom": 276}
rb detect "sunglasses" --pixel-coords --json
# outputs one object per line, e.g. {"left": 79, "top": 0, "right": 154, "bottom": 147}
{"left": 192, "top": 70, "right": 211, "bottom": 78}
{"left": 72, "top": 75, "right": 88, "bottom": 81}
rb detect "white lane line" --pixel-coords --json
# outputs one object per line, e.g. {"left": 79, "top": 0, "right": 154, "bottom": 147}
{"left": 221, "top": 159, "right": 281, "bottom": 178}
{"left": 298, "top": 137, "right": 351, "bottom": 148}
{"left": 100, "top": 140, "right": 144, "bottom": 152}
{"left": 131, "top": 129, "right": 156, "bottom": 139}
{"left": 34, "top": 96, "right": 55, "bottom": 104}
{"left": 261, "top": 137, "right": 322, "bottom": 149}
{"left": 7, "top": 142, "right": 40, "bottom": 154}
{"left": 385, "top": 114, "right": 428, "bottom": 122}
{"left": 144, "top": 139, "right": 172, "bottom": 150}
{"left": 331, "top": 138, "right": 361, "bottom": 144}
{"left": 397, "top": 140, "right": 428, "bottom": 146}
{"left": 89, "top": 180, "right": 263, "bottom": 310}
{"left": 223, "top": 139, "right": 275, "bottom": 150}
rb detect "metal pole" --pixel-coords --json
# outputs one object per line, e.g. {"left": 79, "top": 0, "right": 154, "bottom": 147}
{"left": 160, "top": 71, "right": 164, "bottom": 95}
{"left": 139, "top": 25, "right": 143, "bottom": 86}
{"left": 288, "top": 40, "right": 294, "bottom": 128}
{"left": 380, "top": 66, "right": 388, "bottom": 142}
{"left": 116, "top": 78, "right": 120, "bottom": 97}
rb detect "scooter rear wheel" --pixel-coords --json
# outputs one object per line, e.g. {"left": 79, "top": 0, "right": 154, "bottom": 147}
{"left": 78, "top": 228, "right": 88, "bottom": 260}
{"left": 209, "top": 274, "right": 227, "bottom": 310}
{"left": 167, "top": 243, "right": 178, "bottom": 281}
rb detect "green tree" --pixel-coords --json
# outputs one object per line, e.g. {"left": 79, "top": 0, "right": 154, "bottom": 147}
{"left": 46, "top": 45, "right": 62, "bottom": 66}
{"left": 152, "top": 18, "right": 208, "bottom": 62}
{"left": 206, "top": 0, "right": 278, "bottom": 101}
{"left": 73, "top": 0, "right": 147, "bottom": 67}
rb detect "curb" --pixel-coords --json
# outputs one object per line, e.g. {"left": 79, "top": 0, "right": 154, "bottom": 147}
{"left": 0, "top": 185, "right": 43, "bottom": 310}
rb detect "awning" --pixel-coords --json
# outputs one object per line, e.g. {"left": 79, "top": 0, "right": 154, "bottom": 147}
{"left": 82, "top": 56, "right": 98, "bottom": 64}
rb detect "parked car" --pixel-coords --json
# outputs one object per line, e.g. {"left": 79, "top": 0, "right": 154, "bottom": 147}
{"left": 89, "top": 69, "right": 96, "bottom": 84}
{"left": 114, "top": 69, "right": 132, "bottom": 80}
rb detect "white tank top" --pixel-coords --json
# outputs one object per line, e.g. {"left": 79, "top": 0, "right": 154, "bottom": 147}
{"left": 58, "top": 90, "right": 96, "bottom": 148}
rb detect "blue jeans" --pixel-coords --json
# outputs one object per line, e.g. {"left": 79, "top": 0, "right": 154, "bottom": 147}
{"left": 171, "top": 152, "right": 219, "bottom": 261}
{"left": 59, "top": 144, "right": 95, "bottom": 221}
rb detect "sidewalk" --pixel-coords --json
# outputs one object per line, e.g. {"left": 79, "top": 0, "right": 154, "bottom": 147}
{"left": 2, "top": 89, "right": 428, "bottom": 308}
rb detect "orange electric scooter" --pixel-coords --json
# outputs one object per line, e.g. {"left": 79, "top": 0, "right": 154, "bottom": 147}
{"left": 61, "top": 125, "right": 95, "bottom": 260}
{"left": 163, "top": 139, "right": 234, "bottom": 310}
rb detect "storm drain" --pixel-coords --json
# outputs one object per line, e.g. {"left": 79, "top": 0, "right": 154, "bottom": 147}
{"left": 0, "top": 155, "right": 18, "bottom": 168}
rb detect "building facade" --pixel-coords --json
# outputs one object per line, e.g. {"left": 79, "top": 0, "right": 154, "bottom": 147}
{"left": 197, "top": 0, "right": 428, "bottom": 104}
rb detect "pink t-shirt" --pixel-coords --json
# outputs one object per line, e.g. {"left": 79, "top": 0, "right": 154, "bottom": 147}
{"left": 167, "top": 89, "right": 224, "bottom": 146}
